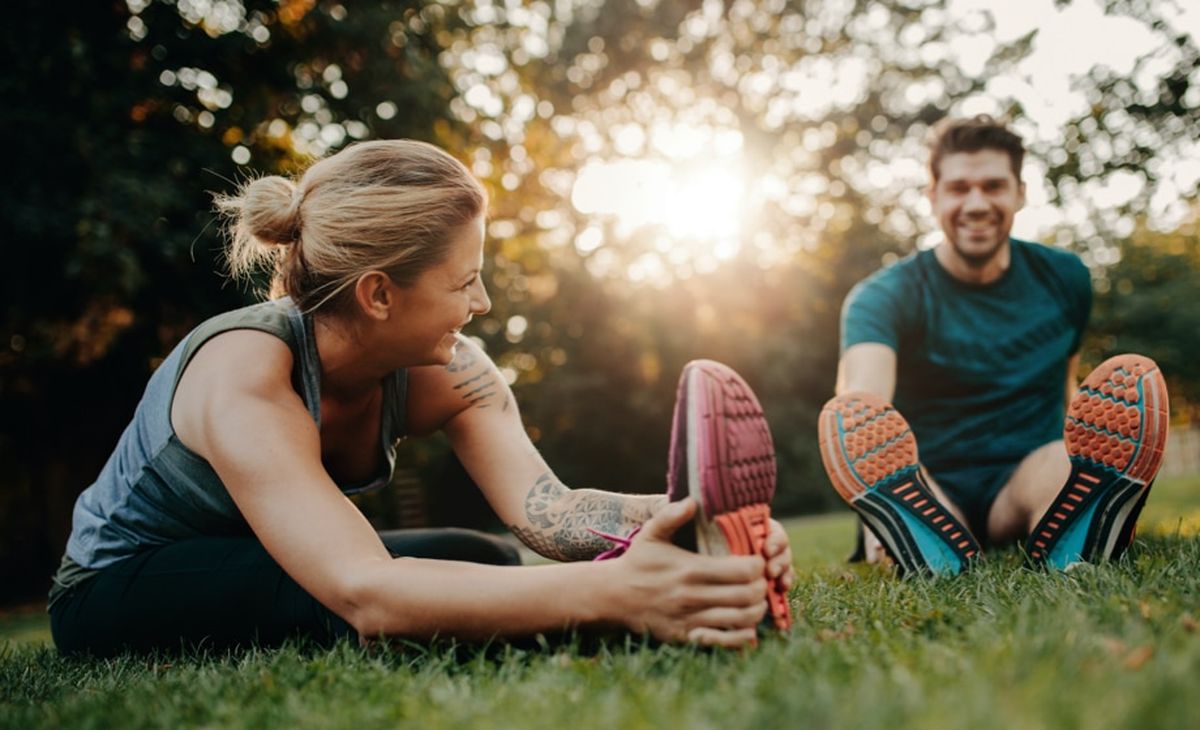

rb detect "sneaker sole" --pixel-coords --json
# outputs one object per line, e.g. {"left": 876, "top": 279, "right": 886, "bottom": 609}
{"left": 667, "top": 360, "right": 792, "bottom": 630}
{"left": 1027, "top": 354, "right": 1169, "bottom": 568}
{"left": 819, "top": 392, "right": 980, "bottom": 576}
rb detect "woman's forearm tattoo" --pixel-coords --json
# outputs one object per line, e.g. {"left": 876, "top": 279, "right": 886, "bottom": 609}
{"left": 508, "top": 472, "right": 654, "bottom": 561}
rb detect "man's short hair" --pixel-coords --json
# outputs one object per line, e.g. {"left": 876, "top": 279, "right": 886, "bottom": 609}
{"left": 927, "top": 114, "right": 1024, "bottom": 183}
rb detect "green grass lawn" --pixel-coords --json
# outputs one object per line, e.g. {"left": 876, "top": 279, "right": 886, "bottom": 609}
{"left": 3, "top": 475, "right": 1199, "bottom": 729}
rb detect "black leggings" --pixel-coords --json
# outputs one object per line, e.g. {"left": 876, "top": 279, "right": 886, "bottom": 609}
{"left": 50, "top": 529, "right": 521, "bottom": 657}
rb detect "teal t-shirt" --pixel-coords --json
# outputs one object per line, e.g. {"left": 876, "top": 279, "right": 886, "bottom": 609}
{"left": 841, "top": 239, "right": 1092, "bottom": 474}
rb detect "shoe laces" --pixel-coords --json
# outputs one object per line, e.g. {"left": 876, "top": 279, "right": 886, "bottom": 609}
{"left": 589, "top": 525, "right": 642, "bottom": 560}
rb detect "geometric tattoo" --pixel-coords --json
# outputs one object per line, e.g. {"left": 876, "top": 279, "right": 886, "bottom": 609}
{"left": 507, "top": 471, "right": 663, "bottom": 561}
{"left": 446, "top": 342, "right": 663, "bottom": 559}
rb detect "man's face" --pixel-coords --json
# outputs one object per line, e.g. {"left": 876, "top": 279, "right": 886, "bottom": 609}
{"left": 928, "top": 149, "right": 1025, "bottom": 267}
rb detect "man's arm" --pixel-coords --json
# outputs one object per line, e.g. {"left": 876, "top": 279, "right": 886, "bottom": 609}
{"left": 834, "top": 342, "right": 900, "bottom": 566}
{"left": 837, "top": 271, "right": 903, "bottom": 400}
{"left": 1065, "top": 352, "right": 1081, "bottom": 410}
{"left": 836, "top": 342, "right": 898, "bottom": 400}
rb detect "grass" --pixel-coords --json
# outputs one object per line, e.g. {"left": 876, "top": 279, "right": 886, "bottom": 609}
{"left": 3, "top": 475, "right": 1199, "bottom": 729}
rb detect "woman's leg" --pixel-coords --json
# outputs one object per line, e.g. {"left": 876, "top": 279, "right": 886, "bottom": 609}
{"left": 50, "top": 536, "right": 351, "bottom": 657}
{"left": 51, "top": 529, "right": 521, "bottom": 656}
{"left": 377, "top": 527, "right": 522, "bottom": 565}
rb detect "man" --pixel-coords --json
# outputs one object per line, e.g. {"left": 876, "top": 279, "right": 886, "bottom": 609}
{"left": 818, "top": 114, "right": 1168, "bottom": 575}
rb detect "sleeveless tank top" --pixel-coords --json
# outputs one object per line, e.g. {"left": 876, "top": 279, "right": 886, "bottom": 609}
{"left": 50, "top": 298, "right": 408, "bottom": 602}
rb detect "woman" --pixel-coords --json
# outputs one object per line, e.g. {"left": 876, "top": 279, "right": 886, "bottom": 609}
{"left": 49, "top": 140, "right": 794, "bottom": 656}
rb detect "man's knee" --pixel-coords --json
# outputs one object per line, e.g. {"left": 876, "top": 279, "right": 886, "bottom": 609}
{"left": 988, "top": 440, "right": 1071, "bottom": 541}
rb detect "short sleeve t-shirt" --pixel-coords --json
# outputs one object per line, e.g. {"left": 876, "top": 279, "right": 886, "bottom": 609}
{"left": 841, "top": 238, "right": 1092, "bottom": 474}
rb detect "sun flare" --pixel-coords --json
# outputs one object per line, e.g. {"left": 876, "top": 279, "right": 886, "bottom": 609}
{"left": 571, "top": 158, "right": 746, "bottom": 242}
{"left": 569, "top": 120, "right": 749, "bottom": 278}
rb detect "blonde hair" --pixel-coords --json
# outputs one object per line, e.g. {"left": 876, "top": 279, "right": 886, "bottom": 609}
{"left": 216, "top": 140, "right": 486, "bottom": 315}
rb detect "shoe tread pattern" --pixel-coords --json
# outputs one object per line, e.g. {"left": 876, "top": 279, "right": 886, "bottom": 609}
{"left": 1028, "top": 354, "right": 1168, "bottom": 564}
{"left": 819, "top": 392, "right": 979, "bottom": 576}
{"left": 672, "top": 360, "right": 790, "bottom": 630}
{"left": 695, "top": 361, "right": 777, "bottom": 515}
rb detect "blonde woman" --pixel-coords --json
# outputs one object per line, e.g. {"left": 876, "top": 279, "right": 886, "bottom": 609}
{"left": 50, "top": 140, "right": 794, "bottom": 656}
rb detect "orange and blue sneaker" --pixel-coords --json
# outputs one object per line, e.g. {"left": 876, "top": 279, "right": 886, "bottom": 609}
{"left": 1026, "top": 354, "right": 1169, "bottom": 569}
{"left": 667, "top": 359, "right": 792, "bottom": 631}
{"left": 819, "top": 392, "right": 980, "bottom": 576}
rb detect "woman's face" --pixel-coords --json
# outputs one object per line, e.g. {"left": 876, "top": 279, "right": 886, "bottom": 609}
{"left": 390, "top": 215, "right": 491, "bottom": 366}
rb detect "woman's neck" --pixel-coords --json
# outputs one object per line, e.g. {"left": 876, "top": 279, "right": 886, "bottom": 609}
{"left": 312, "top": 314, "right": 386, "bottom": 402}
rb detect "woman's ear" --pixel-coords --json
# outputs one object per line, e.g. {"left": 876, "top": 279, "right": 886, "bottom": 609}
{"left": 353, "top": 271, "right": 395, "bottom": 321}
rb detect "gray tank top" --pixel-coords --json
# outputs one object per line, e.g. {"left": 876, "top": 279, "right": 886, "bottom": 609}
{"left": 51, "top": 298, "right": 408, "bottom": 601}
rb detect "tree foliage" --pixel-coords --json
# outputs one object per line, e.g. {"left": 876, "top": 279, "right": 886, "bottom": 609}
{"left": 438, "top": 0, "right": 1199, "bottom": 511}
{"left": 1083, "top": 212, "right": 1200, "bottom": 410}
{"left": 0, "top": 0, "right": 467, "bottom": 598}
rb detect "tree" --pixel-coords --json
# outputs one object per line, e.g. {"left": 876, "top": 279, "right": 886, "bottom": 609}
{"left": 432, "top": 0, "right": 1199, "bottom": 512}
{"left": 0, "top": 0, "right": 466, "bottom": 599}
{"left": 1082, "top": 211, "right": 1200, "bottom": 411}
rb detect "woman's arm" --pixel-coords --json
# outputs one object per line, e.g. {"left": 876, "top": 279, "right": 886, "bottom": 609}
{"left": 503, "top": 474, "right": 666, "bottom": 562}
{"left": 407, "top": 337, "right": 666, "bottom": 561}
{"left": 172, "top": 330, "right": 766, "bottom": 646}
{"left": 407, "top": 337, "right": 795, "bottom": 595}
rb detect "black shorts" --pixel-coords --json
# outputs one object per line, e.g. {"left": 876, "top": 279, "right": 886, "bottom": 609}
{"left": 930, "top": 461, "right": 1024, "bottom": 541}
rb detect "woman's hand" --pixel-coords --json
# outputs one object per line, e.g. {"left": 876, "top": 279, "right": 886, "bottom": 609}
{"left": 639, "top": 497, "right": 795, "bottom": 595}
{"left": 764, "top": 518, "right": 796, "bottom": 593}
{"left": 607, "top": 498, "right": 768, "bottom": 648}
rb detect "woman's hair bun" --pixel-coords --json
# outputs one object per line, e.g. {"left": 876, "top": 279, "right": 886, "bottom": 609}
{"left": 216, "top": 139, "right": 486, "bottom": 314}
{"left": 238, "top": 175, "right": 301, "bottom": 246}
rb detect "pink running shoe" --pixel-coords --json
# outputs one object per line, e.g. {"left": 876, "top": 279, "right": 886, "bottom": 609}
{"left": 667, "top": 359, "right": 792, "bottom": 631}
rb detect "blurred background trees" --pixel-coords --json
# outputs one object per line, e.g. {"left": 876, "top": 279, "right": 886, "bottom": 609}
{"left": 2, "top": 0, "right": 1197, "bottom": 600}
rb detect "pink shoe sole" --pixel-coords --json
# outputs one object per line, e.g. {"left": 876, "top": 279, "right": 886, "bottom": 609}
{"left": 668, "top": 360, "right": 792, "bottom": 631}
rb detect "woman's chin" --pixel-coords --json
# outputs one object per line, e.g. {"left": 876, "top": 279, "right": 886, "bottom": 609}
{"left": 404, "top": 340, "right": 456, "bottom": 368}
{"left": 434, "top": 335, "right": 460, "bottom": 366}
